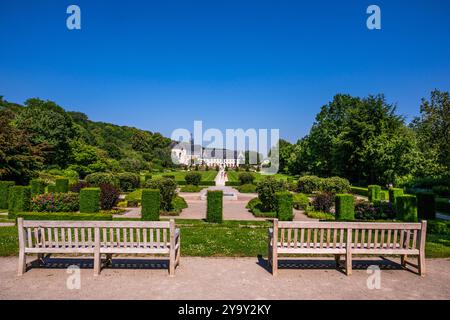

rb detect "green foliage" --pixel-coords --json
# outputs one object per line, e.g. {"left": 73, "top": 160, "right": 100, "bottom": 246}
{"left": 30, "top": 179, "right": 46, "bottom": 197}
{"left": 396, "top": 195, "right": 418, "bottom": 222}
{"left": 0, "top": 181, "right": 15, "bottom": 209}
{"left": 335, "top": 194, "right": 355, "bottom": 220}
{"left": 292, "top": 193, "right": 309, "bottom": 210}
{"left": 8, "top": 186, "right": 31, "bottom": 218}
{"left": 312, "top": 192, "right": 334, "bottom": 213}
{"left": 275, "top": 191, "right": 293, "bottom": 221}
{"left": 256, "top": 177, "right": 286, "bottom": 212}
{"left": 145, "top": 178, "right": 177, "bottom": 211}
{"left": 117, "top": 172, "right": 140, "bottom": 191}
{"left": 79, "top": 188, "right": 101, "bottom": 213}
{"left": 417, "top": 192, "right": 436, "bottom": 220}
{"left": 207, "top": 190, "right": 223, "bottom": 223}
{"left": 238, "top": 184, "right": 257, "bottom": 193}
{"left": 180, "top": 185, "right": 204, "bottom": 192}
{"left": 238, "top": 172, "right": 255, "bottom": 185}
{"left": 99, "top": 184, "right": 120, "bottom": 210}
{"left": 185, "top": 172, "right": 202, "bottom": 186}
{"left": 47, "top": 185, "right": 56, "bottom": 193}
{"left": 321, "top": 177, "right": 351, "bottom": 194}
{"left": 368, "top": 185, "right": 381, "bottom": 203}
{"left": 351, "top": 186, "right": 368, "bottom": 197}
{"left": 389, "top": 188, "right": 404, "bottom": 205}
{"left": 354, "top": 200, "right": 395, "bottom": 220}
{"left": 85, "top": 172, "right": 119, "bottom": 187}
{"left": 172, "top": 195, "right": 188, "bottom": 213}
{"left": 55, "top": 178, "right": 69, "bottom": 193}
{"left": 31, "top": 192, "right": 79, "bottom": 212}
{"left": 15, "top": 212, "right": 112, "bottom": 221}
{"left": 246, "top": 198, "right": 261, "bottom": 210}
{"left": 297, "top": 175, "right": 322, "bottom": 193}
{"left": 225, "top": 181, "right": 240, "bottom": 186}
{"left": 305, "top": 210, "right": 335, "bottom": 221}
{"left": 144, "top": 174, "right": 152, "bottom": 181}
{"left": 141, "top": 189, "right": 160, "bottom": 221}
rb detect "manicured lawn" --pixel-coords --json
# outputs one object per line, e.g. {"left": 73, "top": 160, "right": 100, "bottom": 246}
{"left": 227, "top": 171, "right": 291, "bottom": 183}
{"left": 151, "top": 171, "right": 218, "bottom": 182}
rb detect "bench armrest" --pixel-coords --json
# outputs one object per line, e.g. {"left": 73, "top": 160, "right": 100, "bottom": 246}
{"left": 175, "top": 228, "right": 181, "bottom": 241}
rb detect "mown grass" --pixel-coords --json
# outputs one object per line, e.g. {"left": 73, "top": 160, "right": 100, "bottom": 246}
{"left": 227, "top": 171, "right": 290, "bottom": 183}
{"left": 151, "top": 171, "right": 218, "bottom": 182}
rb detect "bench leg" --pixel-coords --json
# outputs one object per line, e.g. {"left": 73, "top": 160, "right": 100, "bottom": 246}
{"left": 345, "top": 251, "right": 352, "bottom": 276}
{"left": 18, "top": 251, "right": 26, "bottom": 276}
{"left": 401, "top": 254, "right": 407, "bottom": 268}
{"left": 169, "top": 248, "right": 175, "bottom": 276}
{"left": 418, "top": 252, "right": 426, "bottom": 276}
{"left": 272, "top": 251, "right": 278, "bottom": 276}
{"left": 93, "top": 251, "right": 101, "bottom": 276}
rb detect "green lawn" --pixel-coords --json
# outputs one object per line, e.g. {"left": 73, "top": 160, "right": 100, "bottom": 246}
{"left": 227, "top": 171, "right": 291, "bottom": 183}
{"left": 150, "top": 171, "right": 218, "bottom": 182}
{"left": 1, "top": 219, "right": 449, "bottom": 258}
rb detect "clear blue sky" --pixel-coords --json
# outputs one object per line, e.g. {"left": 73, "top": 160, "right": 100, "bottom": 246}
{"left": 1, "top": 0, "right": 449, "bottom": 142}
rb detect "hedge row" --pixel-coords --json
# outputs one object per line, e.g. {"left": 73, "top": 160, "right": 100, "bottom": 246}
{"left": 14, "top": 212, "right": 113, "bottom": 221}
{"left": 225, "top": 181, "right": 240, "bottom": 186}
{"left": 275, "top": 191, "right": 293, "bottom": 221}
{"left": 55, "top": 178, "right": 69, "bottom": 193}
{"left": 368, "top": 185, "right": 381, "bottom": 203}
{"left": 8, "top": 186, "right": 31, "bottom": 219}
{"left": 141, "top": 189, "right": 160, "bottom": 221}
{"left": 396, "top": 195, "right": 418, "bottom": 222}
{"left": 80, "top": 188, "right": 101, "bottom": 213}
{"left": 389, "top": 188, "right": 404, "bottom": 205}
{"left": 351, "top": 186, "right": 389, "bottom": 201}
{"left": 0, "top": 181, "right": 15, "bottom": 209}
{"left": 335, "top": 194, "right": 355, "bottom": 220}
{"left": 207, "top": 190, "right": 223, "bottom": 223}
{"left": 30, "top": 179, "right": 46, "bottom": 196}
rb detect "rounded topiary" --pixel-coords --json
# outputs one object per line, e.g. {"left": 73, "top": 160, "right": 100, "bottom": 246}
{"left": 335, "top": 194, "right": 355, "bottom": 220}
{"left": 85, "top": 172, "right": 119, "bottom": 188}
{"left": 207, "top": 190, "right": 223, "bottom": 223}
{"left": 117, "top": 172, "right": 140, "bottom": 192}
{"left": 141, "top": 189, "right": 160, "bottom": 221}
{"left": 321, "top": 177, "right": 351, "bottom": 194}
{"left": 238, "top": 172, "right": 255, "bottom": 185}
{"left": 79, "top": 188, "right": 101, "bottom": 213}
{"left": 185, "top": 172, "right": 202, "bottom": 186}
{"left": 297, "top": 175, "right": 322, "bottom": 194}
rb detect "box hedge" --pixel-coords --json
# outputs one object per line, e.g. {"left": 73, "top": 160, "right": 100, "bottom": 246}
{"left": 207, "top": 190, "right": 223, "bottom": 223}
{"left": 275, "top": 191, "right": 293, "bottom": 221}
{"left": 141, "top": 189, "right": 160, "bottom": 221}
{"left": 47, "top": 185, "right": 57, "bottom": 193}
{"left": 396, "top": 195, "right": 418, "bottom": 222}
{"left": 8, "top": 186, "right": 31, "bottom": 219}
{"left": 351, "top": 186, "right": 368, "bottom": 197}
{"left": 389, "top": 188, "right": 404, "bottom": 205}
{"left": 417, "top": 192, "right": 436, "bottom": 220}
{"left": 79, "top": 188, "right": 101, "bottom": 213}
{"left": 30, "top": 179, "right": 47, "bottom": 197}
{"left": 144, "top": 174, "right": 152, "bottom": 182}
{"left": 368, "top": 185, "right": 381, "bottom": 203}
{"left": 55, "top": 178, "right": 69, "bottom": 193}
{"left": 335, "top": 194, "right": 355, "bottom": 220}
{"left": 0, "top": 181, "right": 15, "bottom": 210}
{"left": 14, "top": 212, "right": 112, "bottom": 221}
{"left": 225, "top": 181, "right": 240, "bottom": 186}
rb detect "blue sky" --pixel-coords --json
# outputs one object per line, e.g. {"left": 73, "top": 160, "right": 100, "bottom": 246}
{"left": 1, "top": 0, "right": 449, "bottom": 142}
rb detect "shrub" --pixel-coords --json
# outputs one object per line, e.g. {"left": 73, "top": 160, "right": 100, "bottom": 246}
{"left": 225, "top": 181, "right": 240, "bottom": 186}
{"left": 275, "top": 191, "right": 293, "bottom": 221}
{"left": 389, "top": 188, "right": 404, "bottom": 205}
{"left": 79, "top": 188, "right": 101, "bottom": 213}
{"left": 99, "top": 184, "right": 120, "bottom": 210}
{"left": 335, "top": 194, "right": 354, "bottom": 220}
{"left": 162, "top": 174, "right": 175, "bottom": 180}
{"left": 436, "top": 198, "right": 450, "bottom": 214}
{"left": 145, "top": 178, "right": 177, "bottom": 212}
{"left": 207, "top": 190, "right": 223, "bottom": 223}
{"left": 396, "top": 195, "right": 418, "bottom": 222}
{"left": 144, "top": 174, "right": 152, "bottom": 182}
{"left": 297, "top": 175, "right": 322, "bottom": 194}
{"left": 55, "top": 178, "right": 69, "bottom": 193}
{"left": 200, "top": 181, "right": 216, "bottom": 186}
{"left": 368, "top": 185, "right": 381, "bottom": 203}
{"left": 0, "top": 181, "right": 15, "bottom": 209}
{"left": 238, "top": 184, "right": 257, "bottom": 193}
{"left": 127, "top": 200, "right": 139, "bottom": 207}
{"left": 355, "top": 200, "right": 395, "bottom": 220}
{"left": 15, "top": 212, "right": 112, "bottom": 221}
{"left": 185, "top": 172, "right": 202, "bottom": 186}
{"left": 47, "top": 185, "right": 57, "bottom": 193}
{"left": 180, "top": 185, "right": 203, "bottom": 192}
{"left": 85, "top": 172, "right": 119, "bottom": 187}
{"left": 117, "top": 172, "right": 140, "bottom": 192}
{"left": 322, "top": 177, "right": 351, "bottom": 194}
{"left": 31, "top": 192, "right": 79, "bottom": 212}
{"left": 305, "top": 210, "right": 335, "bottom": 220}
{"left": 172, "top": 195, "right": 188, "bottom": 213}
{"left": 70, "top": 181, "right": 89, "bottom": 193}
{"left": 246, "top": 197, "right": 262, "bottom": 211}
{"left": 30, "top": 179, "right": 47, "bottom": 197}
{"left": 141, "top": 189, "right": 160, "bottom": 220}
{"left": 8, "top": 186, "right": 31, "bottom": 218}
{"left": 238, "top": 172, "right": 255, "bottom": 185}
{"left": 256, "top": 177, "right": 286, "bottom": 212}
{"left": 350, "top": 186, "right": 368, "bottom": 197}
{"left": 312, "top": 192, "right": 334, "bottom": 213}
{"left": 417, "top": 192, "right": 436, "bottom": 220}
{"left": 428, "top": 220, "right": 450, "bottom": 235}
{"left": 293, "top": 193, "right": 309, "bottom": 210}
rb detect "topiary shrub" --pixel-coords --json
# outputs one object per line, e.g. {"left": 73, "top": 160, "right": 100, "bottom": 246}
{"left": 350, "top": 186, "right": 368, "bottom": 197}
{"left": 275, "top": 191, "right": 293, "bottom": 221}
{"left": 55, "top": 178, "right": 69, "bottom": 193}
{"left": 417, "top": 192, "right": 436, "bottom": 220}
{"left": 312, "top": 192, "right": 334, "bottom": 213}
{"left": 389, "top": 188, "right": 404, "bottom": 205}
{"left": 80, "top": 188, "right": 101, "bottom": 213}
{"left": 47, "top": 185, "right": 57, "bottom": 193}
{"left": 85, "top": 172, "right": 119, "bottom": 187}
{"left": 70, "top": 181, "right": 89, "bottom": 193}
{"left": 8, "top": 186, "right": 31, "bottom": 218}
{"left": 238, "top": 184, "right": 257, "bottom": 193}
{"left": 335, "top": 194, "right": 355, "bottom": 220}
{"left": 30, "top": 179, "right": 47, "bottom": 197}
{"left": 207, "top": 190, "right": 223, "bottom": 223}
{"left": 297, "top": 175, "right": 322, "bottom": 194}
{"left": 321, "top": 177, "right": 351, "bottom": 194}
{"left": 185, "top": 172, "right": 202, "bottom": 186}
{"left": 396, "top": 195, "right": 418, "bottom": 222}
{"left": 144, "top": 174, "right": 152, "bottom": 182}
{"left": 141, "top": 189, "right": 160, "bottom": 221}
{"left": 145, "top": 178, "right": 177, "bottom": 212}
{"left": 238, "top": 172, "right": 255, "bottom": 185}
{"left": 180, "top": 185, "right": 203, "bottom": 192}
{"left": 368, "top": 185, "right": 381, "bottom": 203}
{"left": 256, "top": 177, "right": 286, "bottom": 212}
{"left": 172, "top": 195, "right": 188, "bottom": 213}
{"left": 246, "top": 197, "right": 262, "bottom": 211}
{"left": 0, "top": 181, "right": 15, "bottom": 210}
{"left": 293, "top": 193, "right": 309, "bottom": 210}
{"left": 117, "top": 172, "right": 140, "bottom": 192}
{"left": 99, "top": 184, "right": 120, "bottom": 210}
{"left": 31, "top": 192, "right": 79, "bottom": 212}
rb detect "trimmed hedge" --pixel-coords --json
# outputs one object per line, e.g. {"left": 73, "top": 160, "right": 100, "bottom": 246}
{"left": 185, "top": 172, "right": 202, "bottom": 186}
{"left": 436, "top": 198, "right": 450, "bottom": 214}
{"left": 0, "top": 181, "right": 15, "bottom": 209}
{"left": 207, "top": 190, "right": 223, "bottom": 223}
{"left": 8, "top": 186, "right": 31, "bottom": 219}
{"left": 389, "top": 188, "right": 404, "bottom": 205}
{"left": 293, "top": 193, "right": 309, "bottom": 210}
{"left": 79, "top": 188, "right": 101, "bottom": 213}
{"left": 144, "top": 174, "right": 152, "bottom": 182}
{"left": 30, "top": 179, "right": 46, "bottom": 196}
{"left": 141, "top": 189, "right": 160, "bottom": 221}
{"left": 417, "top": 192, "right": 436, "bottom": 220}
{"left": 200, "top": 181, "right": 216, "bottom": 186}
{"left": 14, "top": 212, "right": 112, "bottom": 221}
{"left": 225, "top": 181, "right": 240, "bottom": 186}
{"left": 47, "top": 185, "right": 57, "bottom": 193}
{"left": 335, "top": 194, "right": 355, "bottom": 220}
{"left": 368, "top": 185, "right": 381, "bottom": 203}
{"left": 351, "top": 186, "right": 368, "bottom": 197}
{"left": 396, "top": 195, "right": 418, "bottom": 222}
{"left": 55, "top": 178, "right": 69, "bottom": 193}
{"left": 275, "top": 191, "right": 293, "bottom": 221}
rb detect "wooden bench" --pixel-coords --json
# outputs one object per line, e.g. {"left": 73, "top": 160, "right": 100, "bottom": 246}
{"left": 17, "top": 218, "right": 181, "bottom": 276}
{"left": 268, "top": 219, "right": 427, "bottom": 276}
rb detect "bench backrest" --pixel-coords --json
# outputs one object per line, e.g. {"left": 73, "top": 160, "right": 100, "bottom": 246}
{"left": 18, "top": 219, "right": 175, "bottom": 250}
{"left": 274, "top": 220, "right": 427, "bottom": 251}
